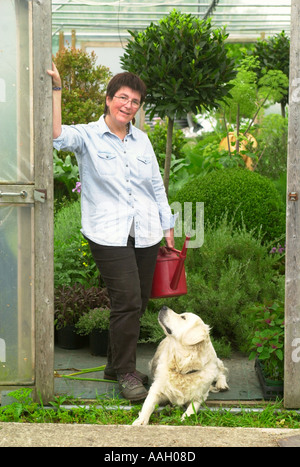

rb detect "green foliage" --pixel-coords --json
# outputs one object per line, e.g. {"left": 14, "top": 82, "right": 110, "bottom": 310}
{"left": 244, "top": 301, "right": 284, "bottom": 381}
{"left": 53, "top": 46, "right": 112, "bottom": 125}
{"left": 139, "top": 308, "right": 165, "bottom": 344}
{"left": 253, "top": 31, "right": 290, "bottom": 114}
{"left": 254, "top": 31, "right": 290, "bottom": 83}
{"left": 53, "top": 150, "right": 79, "bottom": 201}
{"left": 121, "top": 10, "right": 236, "bottom": 120}
{"left": 180, "top": 136, "right": 244, "bottom": 177}
{"left": 75, "top": 308, "right": 110, "bottom": 335}
{"left": 174, "top": 168, "right": 286, "bottom": 242}
{"left": 54, "top": 284, "right": 110, "bottom": 330}
{"left": 254, "top": 113, "right": 288, "bottom": 180}
{"left": 158, "top": 218, "right": 284, "bottom": 353}
{"left": 145, "top": 119, "right": 186, "bottom": 166}
{"left": 54, "top": 200, "right": 99, "bottom": 288}
{"left": 258, "top": 69, "right": 289, "bottom": 106}
{"left": 3, "top": 388, "right": 300, "bottom": 428}
{"left": 221, "top": 54, "right": 288, "bottom": 130}
{"left": 222, "top": 56, "right": 258, "bottom": 123}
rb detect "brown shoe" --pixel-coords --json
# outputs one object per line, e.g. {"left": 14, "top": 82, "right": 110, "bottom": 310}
{"left": 104, "top": 367, "right": 148, "bottom": 385}
{"left": 117, "top": 372, "right": 148, "bottom": 402}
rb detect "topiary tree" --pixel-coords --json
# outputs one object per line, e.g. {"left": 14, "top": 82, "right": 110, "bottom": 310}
{"left": 173, "top": 168, "right": 285, "bottom": 242}
{"left": 253, "top": 31, "right": 290, "bottom": 117}
{"left": 121, "top": 9, "right": 236, "bottom": 195}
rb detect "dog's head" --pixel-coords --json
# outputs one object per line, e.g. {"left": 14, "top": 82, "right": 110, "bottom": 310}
{"left": 158, "top": 306, "right": 210, "bottom": 346}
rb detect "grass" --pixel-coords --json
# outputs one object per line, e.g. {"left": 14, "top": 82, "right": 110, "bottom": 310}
{"left": 1, "top": 388, "right": 300, "bottom": 428}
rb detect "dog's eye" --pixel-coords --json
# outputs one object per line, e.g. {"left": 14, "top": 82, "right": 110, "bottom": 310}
{"left": 181, "top": 315, "right": 186, "bottom": 320}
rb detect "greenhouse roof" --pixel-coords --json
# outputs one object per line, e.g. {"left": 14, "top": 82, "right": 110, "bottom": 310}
{"left": 52, "top": 0, "right": 291, "bottom": 43}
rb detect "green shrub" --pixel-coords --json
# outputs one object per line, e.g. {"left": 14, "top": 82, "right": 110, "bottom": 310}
{"left": 254, "top": 113, "right": 288, "bottom": 180}
{"left": 173, "top": 168, "right": 285, "bottom": 242}
{"left": 150, "top": 218, "right": 285, "bottom": 353}
{"left": 54, "top": 46, "right": 112, "bottom": 126}
{"left": 146, "top": 119, "right": 186, "bottom": 169}
{"left": 54, "top": 200, "right": 99, "bottom": 288}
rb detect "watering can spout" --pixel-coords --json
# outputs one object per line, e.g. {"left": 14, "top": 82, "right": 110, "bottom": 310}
{"left": 170, "top": 235, "right": 191, "bottom": 290}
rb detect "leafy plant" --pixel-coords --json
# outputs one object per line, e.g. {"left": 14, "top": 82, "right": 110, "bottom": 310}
{"left": 54, "top": 284, "right": 110, "bottom": 330}
{"left": 53, "top": 46, "right": 112, "bottom": 126}
{"left": 244, "top": 301, "right": 284, "bottom": 381}
{"left": 253, "top": 114, "right": 288, "bottom": 180}
{"left": 221, "top": 55, "right": 289, "bottom": 154}
{"left": 145, "top": 119, "right": 186, "bottom": 168}
{"left": 53, "top": 150, "right": 80, "bottom": 201}
{"left": 139, "top": 308, "right": 165, "bottom": 344}
{"left": 75, "top": 308, "right": 110, "bottom": 335}
{"left": 174, "top": 167, "right": 286, "bottom": 243}
{"left": 253, "top": 31, "right": 290, "bottom": 117}
{"left": 54, "top": 200, "right": 99, "bottom": 288}
{"left": 121, "top": 9, "right": 236, "bottom": 194}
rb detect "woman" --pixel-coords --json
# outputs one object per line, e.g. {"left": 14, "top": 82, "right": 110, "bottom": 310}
{"left": 47, "top": 63, "right": 176, "bottom": 401}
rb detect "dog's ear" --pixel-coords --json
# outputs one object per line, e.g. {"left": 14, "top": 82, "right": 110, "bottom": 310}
{"left": 181, "top": 323, "right": 210, "bottom": 346}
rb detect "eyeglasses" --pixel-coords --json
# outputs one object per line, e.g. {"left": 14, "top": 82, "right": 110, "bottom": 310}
{"left": 113, "top": 95, "right": 141, "bottom": 109}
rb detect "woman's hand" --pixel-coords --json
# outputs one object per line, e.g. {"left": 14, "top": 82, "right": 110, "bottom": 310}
{"left": 164, "top": 228, "right": 175, "bottom": 249}
{"left": 47, "top": 62, "right": 61, "bottom": 87}
{"left": 47, "top": 62, "right": 62, "bottom": 139}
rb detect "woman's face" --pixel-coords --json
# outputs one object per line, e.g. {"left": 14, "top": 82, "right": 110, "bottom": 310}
{"left": 106, "top": 86, "right": 141, "bottom": 126}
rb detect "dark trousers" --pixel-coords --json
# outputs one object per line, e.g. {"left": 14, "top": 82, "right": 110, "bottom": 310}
{"left": 87, "top": 236, "right": 160, "bottom": 374}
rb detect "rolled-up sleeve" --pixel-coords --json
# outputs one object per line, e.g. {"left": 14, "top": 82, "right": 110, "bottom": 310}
{"left": 53, "top": 125, "right": 86, "bottom": 154}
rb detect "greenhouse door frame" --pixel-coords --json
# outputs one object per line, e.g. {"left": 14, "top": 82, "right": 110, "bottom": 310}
{"left": 285, "top": 0, "right": 300, "bottom": 409}
{"left": 0, "top": 0, "right": 54, "bottom": 403}
{"left": 32, "top": 0, "right": 54, "bottom": 403}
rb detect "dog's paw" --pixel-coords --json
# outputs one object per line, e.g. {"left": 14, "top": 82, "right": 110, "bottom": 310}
{"left": 132, "top": 417, "right": 148, "bottom": 426}
{"left": 181, "top": 412, "right": 189, "bottom": 421}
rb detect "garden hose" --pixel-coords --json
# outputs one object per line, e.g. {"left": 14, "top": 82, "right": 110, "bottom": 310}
{"left": 54, "top": 365, "right": 117, "bottom": 383}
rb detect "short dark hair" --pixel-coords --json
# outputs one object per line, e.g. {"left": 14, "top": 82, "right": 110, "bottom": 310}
{"left": 104, "top": 72, "right": 147, "bottom": 115}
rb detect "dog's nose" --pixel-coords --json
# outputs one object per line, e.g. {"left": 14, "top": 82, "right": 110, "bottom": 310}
{"left": 161, "top": 305, "right": 168, "bottom": 311}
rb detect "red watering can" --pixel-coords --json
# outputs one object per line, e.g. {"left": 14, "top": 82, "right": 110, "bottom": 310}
{"left": 150, "top": 235, "right": 191, "bottom": 299}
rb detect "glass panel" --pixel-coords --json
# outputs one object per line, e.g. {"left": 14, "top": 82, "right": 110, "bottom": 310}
{"left": 0, "top": 205, "right": 34, "bottom": 385}
{"left": 0, "top": 0, "right": 33, "bottom": 183}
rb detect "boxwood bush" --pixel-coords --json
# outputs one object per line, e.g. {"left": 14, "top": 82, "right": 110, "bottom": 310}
{"left": 173, "top": 168, "right": 285, "bottom": 243}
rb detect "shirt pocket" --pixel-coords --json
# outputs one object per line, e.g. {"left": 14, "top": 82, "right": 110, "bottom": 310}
{"left": 96, "top": 152, "right": 117, "bottom": 176}
{"left": 137, "top": 155, "right": 152, "bottom": 179}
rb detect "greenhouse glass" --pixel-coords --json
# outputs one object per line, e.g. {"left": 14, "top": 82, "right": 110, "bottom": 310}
{"left": 0, "top": 1, "right": 34, "bottom": 385}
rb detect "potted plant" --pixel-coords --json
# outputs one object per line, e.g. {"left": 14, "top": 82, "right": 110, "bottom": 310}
{"left": 244, "top": 300, "right": 284, "bottom": 400}
{"left": 75, "top": 308, "right": 110, "bottom": 356}
{"left": 54, "top": 284, "right": 110, "bottom": 350}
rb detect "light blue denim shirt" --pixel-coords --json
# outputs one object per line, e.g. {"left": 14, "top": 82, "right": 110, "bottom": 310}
{"left": 53, "top": 115, "right": 176, "bottom": 247}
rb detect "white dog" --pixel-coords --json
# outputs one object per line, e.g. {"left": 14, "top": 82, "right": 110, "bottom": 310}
{"left": 133, "top": 306, "right": 229, "bottom": 425}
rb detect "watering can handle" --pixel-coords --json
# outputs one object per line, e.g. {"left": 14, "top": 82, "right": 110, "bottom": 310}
{"left": 170, "top": 235, "right": 191, "bottom": 290}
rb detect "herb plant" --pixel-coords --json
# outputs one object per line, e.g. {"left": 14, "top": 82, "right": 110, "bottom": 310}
{"left": 245, "top": 301, "right": 284, "bottom": 381}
